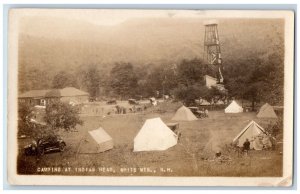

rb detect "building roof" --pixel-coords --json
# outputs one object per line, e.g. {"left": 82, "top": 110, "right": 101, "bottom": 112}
{"left": 19, "top": 90, "right": 50, "bottom": 98}
{"left": 59, "top": 87, "right": 89, "bottom": 97}
{"left": 19, "top": 87, "right": 89, "bottom": 98}
{"left": 45, "top": 89, "right": 61, "bottom": 98}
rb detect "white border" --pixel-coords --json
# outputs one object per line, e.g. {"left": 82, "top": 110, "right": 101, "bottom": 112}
{"left": 6, "top": 9, "right": 294, "bottom": 187}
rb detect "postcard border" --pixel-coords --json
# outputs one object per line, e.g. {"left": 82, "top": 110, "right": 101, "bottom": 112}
{"left": 3, "top": 4, "right": 297, "bottom": 190}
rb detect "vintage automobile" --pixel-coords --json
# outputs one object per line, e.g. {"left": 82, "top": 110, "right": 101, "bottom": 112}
{"left": 106, "top": 99, "right": 117, "bottom": 105}
{"left": 24, "top": 135, "right": 66, "bottom": 156}
{"left": 89, "top": 97, "right": 96, "bottom": 102}
{"left": 188, "top": 107, "right": 208, "bottom": 118}
{"left": 128, "top": 98, "right": 139, "bottom": 105}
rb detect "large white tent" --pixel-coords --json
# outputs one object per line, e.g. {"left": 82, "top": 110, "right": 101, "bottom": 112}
{"left": 233, "top": 120, "right": 272, "bottom": 150}
{"left": 134, "top": 117, "right": 178, "bottom": 152}
{"left": 79, "top": 127, "right": 114, "bottom": 153}
{"left": 225, "top": 100, "right": 243, "bottom": 113}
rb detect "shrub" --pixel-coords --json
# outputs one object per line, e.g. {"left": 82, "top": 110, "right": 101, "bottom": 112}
{"left": 18, "top": 103, "right": 34, "bottom": 136}
{"left": 45, "top": 101, "right": 83, "bottom": 131}
{"left": 265, "top": 117, "right": 283, "bottom": 137}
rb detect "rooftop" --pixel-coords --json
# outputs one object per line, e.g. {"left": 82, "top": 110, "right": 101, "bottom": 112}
{"left": 18, "top": 89, "right": 50, "bottom": 98}
{"left": 19, "top": 87, "right": 89, "bottom": 98}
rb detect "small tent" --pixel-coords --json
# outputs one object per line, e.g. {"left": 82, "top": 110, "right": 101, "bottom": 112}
{"left": 172, "top": 106, "right": 198, "bottom": 121}
{"left": 257, "top": 103, "right": 277, "bottom": 119}
{"left": 233, "top": 120, "right": 272, "bottom": 150}
{"left": 225, "top": 100, "right": 243, "bottom": 113}
{"left": 79, "top": 127, "right": 113, "bottom": 153}
{"left": 134, "top": 117, "right": 178, "bottom": 152}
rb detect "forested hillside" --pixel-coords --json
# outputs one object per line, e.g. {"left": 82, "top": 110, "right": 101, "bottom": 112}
{"left": 18, "top": 17, "right": 284, "bottom": 105}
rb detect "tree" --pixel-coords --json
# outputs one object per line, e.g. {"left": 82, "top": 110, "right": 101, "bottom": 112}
{"left": 144, "top": 66, "right": 168, "bottom": 97}
{"left": 45, "top": 101, "right": 83, "bottom": 131}
{"left": 225, "top": 51, "right": 284, "bottom": 110}
{"left": 225, "top": 56, "right": 265, "bottom": 110}
{"left": 18, "top": 103, "right": 34, "bottom": 135}
{"left": 109, "top": 63, "right": 138, "bottom": 99}
{"left": 172, "top": 84, "right": 210, "bottom": 106}
{"left": 134, "top": 65, "right": 149, "bottom": 97}
{"left": 177, "top": 58, "right": 213, "bottom": 87}
{"left": 209, "top": 86, "right": 228, "bottom": 104}
{"left": 52, "top": 71, "right": 78, "bottom": 89}
{"left": 81, "top": 65, "right": 102, "bottom": 98}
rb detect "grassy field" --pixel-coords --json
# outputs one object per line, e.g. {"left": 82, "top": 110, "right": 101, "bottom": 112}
{"left": 17, "top": 102, "right": 283, "bottom": 177}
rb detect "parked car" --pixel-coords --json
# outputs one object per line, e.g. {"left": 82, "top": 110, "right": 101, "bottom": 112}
{"left": 89, "top": 97, "right": 96, "bottom": 102}
{"left": 106, "top": 99, "right": 117, "bottom": 105}
{"left": 188, "top": 107, "right": 208, "bottom": 118}
{"left": 24, "top": 135, "right": 66, "bottom": 156}
{"left": 128, "top": 99, "right": 139, "bottom": 105}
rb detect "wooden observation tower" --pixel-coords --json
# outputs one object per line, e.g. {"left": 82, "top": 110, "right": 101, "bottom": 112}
{"left": 203, "top": 20, "right": 224, "bottom": 84}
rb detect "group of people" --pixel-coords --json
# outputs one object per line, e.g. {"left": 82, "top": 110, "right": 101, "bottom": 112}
{"left": 198, "top": 108, "right": 209, "bottom": 118}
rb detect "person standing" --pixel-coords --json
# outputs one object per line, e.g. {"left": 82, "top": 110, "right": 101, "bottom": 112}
{"left": 205, "top": 109, "right": 209, "bottom": 117}
{"left": 243, "top": 138, "right": 251, "bottom": 156}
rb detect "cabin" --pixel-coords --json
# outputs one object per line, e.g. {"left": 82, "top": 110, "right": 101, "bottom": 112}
{"left": 18, "top": 87, "right": 89, "bottom": 107}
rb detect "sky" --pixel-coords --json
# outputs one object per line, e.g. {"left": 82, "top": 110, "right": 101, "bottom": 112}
{"left": 17, "top": 9, "right": 207, "bottom": 26}
{"left": 15, "top": 9, "right": 289, "bottom": 27}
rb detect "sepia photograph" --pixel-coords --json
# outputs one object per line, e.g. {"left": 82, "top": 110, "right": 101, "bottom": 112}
{"left": 7, "top": 9, "right": 294, "bottom": 186}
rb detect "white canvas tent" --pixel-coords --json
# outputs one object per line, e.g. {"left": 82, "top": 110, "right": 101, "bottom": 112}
{"left": 225, "top": 100, "right": 243, "bottom": 113}
{"left": 172, "top": 106, "right": 198, "bottom": 121}
{"left": 233, "top": 120, "right": 272, "bottom": 150}
{"left": 134, "top": 117, "right": 178, "bottom": 152}
{"left": 257, "top": 103, "right": 278, "bottom": 119}
{"left": 79, "top": 127, "right": 113, "bottom": 153}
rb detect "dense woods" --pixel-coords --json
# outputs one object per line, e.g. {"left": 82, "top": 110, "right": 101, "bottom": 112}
{"left": 18, "top": 46, "right": 284, "bottom": 107}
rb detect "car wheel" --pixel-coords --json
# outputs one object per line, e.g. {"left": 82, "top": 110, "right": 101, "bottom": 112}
{"left": 25, "top": 149, "right": 31, "bottom": 156}
{"left": 59, "top": 143, "right": 66, "bottom": 152}
{"left": 37, "top": 147, "right": 44, "bottom": 156}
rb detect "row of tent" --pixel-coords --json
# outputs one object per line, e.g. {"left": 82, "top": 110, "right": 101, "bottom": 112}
{"left": 171, "top": 102, "right": 278, "bottom": 121}
{"left": 79, "top": 118, "right": 272, "bottom": 154}
{"left": 78, "top": 102, "right": 278, "bottom": 153}
{"left": 225, "top": 101, "right": 278, "bottom": 119}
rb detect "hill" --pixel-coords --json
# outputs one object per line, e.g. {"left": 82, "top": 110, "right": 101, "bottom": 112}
{"left": 19, "top": 17, "right": 284, "bottom": 72}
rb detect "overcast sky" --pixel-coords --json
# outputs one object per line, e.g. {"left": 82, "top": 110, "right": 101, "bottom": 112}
{"left": 15, "top": 9, "right": 288, "bottom": 27}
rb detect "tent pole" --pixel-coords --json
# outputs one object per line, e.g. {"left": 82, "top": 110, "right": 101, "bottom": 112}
{"left": 76, "top": 139, "right": 84, "bottom": 159}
